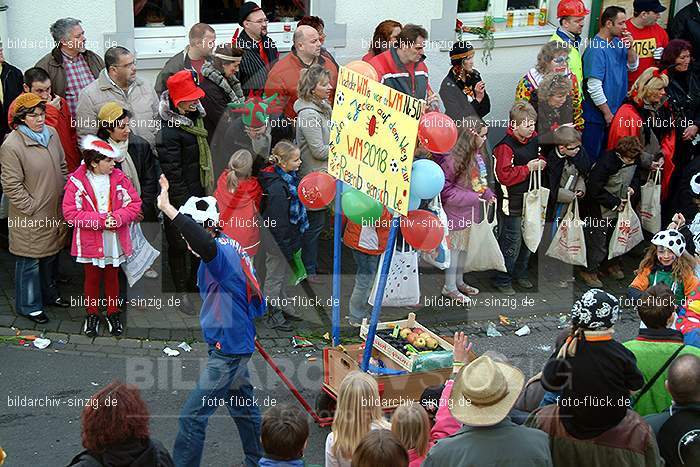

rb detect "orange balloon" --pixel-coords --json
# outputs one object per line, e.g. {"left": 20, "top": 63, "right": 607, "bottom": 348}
{"left": 345, "top": 60, "right": 378, "bottom": 81}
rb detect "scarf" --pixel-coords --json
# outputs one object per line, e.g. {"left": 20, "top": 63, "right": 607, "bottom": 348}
{"left": 556, "top": 328, "right": 615, "bottom": 358}
{"left": 180, "top": 117, "right": 214, "bottom": 194}
{"left": 18, "top": 124, "right": 51, "bottom": 147}
{"left": 109, "top": 138, "right": 141, "bottom": 196}
{"left": 469, "top": 152, "right": 488, "bottom": 193}
{"left": 274, "top": 166, "right": 309, "bottom": 234}
{"left": 201, "top": 60, "right": 244, "bottom": 104}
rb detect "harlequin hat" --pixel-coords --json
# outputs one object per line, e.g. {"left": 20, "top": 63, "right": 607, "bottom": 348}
{"left": 80, "top": 135, "right": 119, "bottom": 159}
{"left": 227, "top": 93, "right": 279, "bottom": 128}
{"left": 571, "top": 288, "right": 620, "bottom": 329}
{"left": 652, "top": 229, "right": 686, "bottom": 258}
{"left": 690, "top": 172, "right": 700, "bottom": 198}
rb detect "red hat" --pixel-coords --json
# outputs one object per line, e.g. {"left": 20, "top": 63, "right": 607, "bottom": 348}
{"left": 167, "top": 69, "right": 205, "bottom": 106}
{"left": 557, "top": 0, "right": 590, "bottom": 17}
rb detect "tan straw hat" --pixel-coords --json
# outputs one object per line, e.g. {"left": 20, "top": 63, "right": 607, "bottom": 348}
{"left": 448, "top": 355, "right": 525, "bottom": 426}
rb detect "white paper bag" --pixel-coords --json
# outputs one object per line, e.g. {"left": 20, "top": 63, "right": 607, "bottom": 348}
{"left": 546, "top": 198, "right": 587, "bottom": 267}
{"left": 421, "top": 195, "right": 451, "bottom": 270}
{"left": 522, "top": 168, "right": 550, "bottom": 253}
{"left": 640, "top": 169, "right": 662, "bottom": 234}
{"left": 463, "top": 200, "right": 507, "bottom": 272}
{"left": 608, "top": 194, "right": 644, "bottom": 260}
{"left": 122, "top": 222, "right": 160, "bottom": 287}
{"left": 369, "top": 239, "right": 420, "bottom": 307}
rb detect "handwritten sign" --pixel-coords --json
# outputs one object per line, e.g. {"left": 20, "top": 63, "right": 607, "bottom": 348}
{"left": 328, "top": 66, "right": 422, "bottom": 215}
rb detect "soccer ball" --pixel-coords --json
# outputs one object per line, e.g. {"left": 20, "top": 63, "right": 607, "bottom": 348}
{"left": 390, "top": 160, "right": 399, "bottom": 173}
{"left": 179, "top": 196, "right": 220, "bottom": 227}
{"left": 336, "top": 91, "right": 345, "bottom": 106}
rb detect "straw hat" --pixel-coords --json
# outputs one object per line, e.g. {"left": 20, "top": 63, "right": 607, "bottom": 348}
{"left": 448, "top": 355, "right": 525, "bottom": 426}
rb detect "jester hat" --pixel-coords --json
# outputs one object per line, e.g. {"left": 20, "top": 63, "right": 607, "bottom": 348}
{"left": 227, "top": 93, "right": 279, "bottom": 128}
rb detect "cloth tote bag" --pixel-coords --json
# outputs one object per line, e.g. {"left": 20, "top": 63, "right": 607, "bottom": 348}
{"left": 463, "top": 199, "right": 507, "bottom": 272}
{"left": 522, "top": 168, "right": 550, "bottom": 253}
{"left": 121, "top": 222, "right": 160, "bottom": 287}
{"left": 608, "top": 194, "right": 644, "bottom": 260}
{"left": 421, "top": 195, "right": 451, "bottom": 270}
{"left": 545, "top": 198, "right": 587, "bottom": 267}
{"left": 640, "top": 169, "right": 662, "bottom": 234}
{"left": 369, "top": 239, "right": 420, "bottom": 307}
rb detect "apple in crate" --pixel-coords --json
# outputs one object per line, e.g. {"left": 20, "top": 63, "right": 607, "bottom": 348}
{"left": 419, "top": 332, "right": 431, "bottom": 340}
{"left": 425, "top": 337, "right": 438, "bottom": 350}
{"left": 406, "top": 333, "right": 418, "bottom": 344}
{"left": 399, "top": 328, "right": 412, "bottom": 339}
{"left": 414, "top": 337, "right": 426, "bottom": 349}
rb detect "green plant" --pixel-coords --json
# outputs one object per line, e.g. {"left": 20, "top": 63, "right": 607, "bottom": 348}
{"left": 456, "top": 24, "right": 495, "bottom": 66}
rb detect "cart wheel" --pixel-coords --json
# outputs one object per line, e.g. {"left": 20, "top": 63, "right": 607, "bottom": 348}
{"left": 316, "top": 389, "right": 336, "bottom": 419}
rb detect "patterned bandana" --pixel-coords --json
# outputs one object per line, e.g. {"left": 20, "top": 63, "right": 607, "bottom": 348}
{"left": 571, "top": 288, "right": 620, "bottom": 329}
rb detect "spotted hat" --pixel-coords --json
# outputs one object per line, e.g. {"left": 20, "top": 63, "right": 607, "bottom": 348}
{"left": 690, "top": 172, "right": 700, "bottom": 198}
{"left": 652, "top": 229, "right": 686, "bottom": 257}
{"left": 571, "top": 289, "right": 620, "bottom": 329}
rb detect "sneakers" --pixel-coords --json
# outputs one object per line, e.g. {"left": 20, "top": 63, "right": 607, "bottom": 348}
{"left": 178, "top": 294, "right": 197, "bottom": 316}
{"left": 441, "top": 287, "right": 472, "bottom": 306}
{"left": 606, "top": 265, "right": 625, "bottom": 280}
{"left": 579, "top": 270, "right": 603, "bottom": 288}
{"left": 495, "top": 284, "right": 516, "bottom": 296}
{"left": 27, "top": 311, "right": 49, "bottom": 324}
{"left": 144, "top": 268, "right": 159, "bottom": 279}
{"left": 106, "top": 313, "right": 124, "bottom": 336}
{"left": 266, "top": 309, "right": 293, "bottom": 332}
{"left": 516, "top": 278, "right": 534, "bottom": 289}
{"left": 83, "top": 314, "right": 100, "bottom": 337}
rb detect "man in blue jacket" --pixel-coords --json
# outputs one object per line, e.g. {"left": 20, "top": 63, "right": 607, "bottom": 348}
{"left": 157, "top": 174, "right": 265, "bottom": 467}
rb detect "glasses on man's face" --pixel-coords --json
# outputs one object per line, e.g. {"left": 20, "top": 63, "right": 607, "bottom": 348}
{"left": 248, "top": 17, "right": 269, "bottom": 24}
{"left": 116, "top": 60, "right": 137, "bottom": 68}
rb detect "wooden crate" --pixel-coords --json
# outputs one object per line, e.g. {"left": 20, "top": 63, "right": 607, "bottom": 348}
{"left": 322, "top": 343, "right": 452, "bottom": 410}
{"left": 359, "top": 313, "right": 454, "bottom": 372}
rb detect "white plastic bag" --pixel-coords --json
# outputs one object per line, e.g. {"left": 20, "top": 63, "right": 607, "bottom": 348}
{"left": 522, "top": 168, "right": 550, "bottom": 253}
{"left": 463, "top": 200, "right": 506, "bottom": 272}
{"left": 121, "top": 223, "right": 160, "bottom": 287}
{"left": 546, "top": 198, "right": 587, "bottom": 267}
{"left": 640, "top": 169, "right": 661, "bottom": 234}
{"left": 369, "top": 239, "right": 420, "bottom": 307}
{"left": 608, "top": 194, "right": 644, "bottom": 260}
{"left": 421, "top": 195, "right": 451, "bottom": 270}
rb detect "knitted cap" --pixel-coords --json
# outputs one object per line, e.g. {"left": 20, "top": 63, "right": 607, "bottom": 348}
{"left": 97, "top": 102, "right": 125, "bottom": 124}
{"left": 450, "top": 41, "right": 475, "bottom": 66}
{"left": 13, "top": 93, "right": 43, "bottom": 113}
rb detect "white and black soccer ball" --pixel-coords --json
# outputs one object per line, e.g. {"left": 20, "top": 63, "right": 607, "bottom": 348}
{"left": 336, "top": 91, "right": 345, "bottom": 106}
{"left": 179, "top": 196, "right": 220, "bottom": 228}
{"left": 691, "top": 172, "right": 700, "bottom": 198}
{"left": 651, "top": 229, "right": 686, "bottom": 258}
{"left": 390, "top": 159, "right": 399, "bottom": 173}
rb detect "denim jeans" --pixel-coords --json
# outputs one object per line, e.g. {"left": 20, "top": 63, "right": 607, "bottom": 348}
{"left": 349, "top": 250, "right": 380, "bottom": 322}
{"left": 173, "top": 349, "right": 262, "bottom": 467}
{"left": 493, "top": 213, "right": 531, "bottom": 287}
{"left": 301, "top": 208, "right": 327, "bottom": 275}
{"left": 582, "top": 121, "right": 607, "bottom": 164}
{"left": 14, "top": 254, "right": 59, "bottom": 316}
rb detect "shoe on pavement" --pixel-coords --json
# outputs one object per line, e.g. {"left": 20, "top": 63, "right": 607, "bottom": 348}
{"left": 579, "top": 271, "right": 603, "bottom": 288}
{"left": 27, "top": 311, "right": 49, "bottom": 324}
{"left": 348, "top": 317, "right": 363, "bottom": 328}
{"left": 607, "top": 265, "right": 625, "bottom": 280}
{"left": 50, "top": 297, "right": 71, "bottom": 308}
{"left": 83, "top": 314, "right": 99, "bottom": 337}
{"left": 144, "top": 268, "right": 159, "bottom": 279}
{"left": 557, "top": 280, "right": 569, "bottom": 288}
{"left": 457, "top": 283, "right": 480, "bottom": 296}
{"left": 516, "top": 278, "right": 534, "bottom": 289}
{"left": 267, "top": 308, "right": 293, "bottom": 331}
{"left": 495, "top": 284, "right": 516, "bottom": 296}
{"left": 106, "top": 313, "right": 124, "bottom": 336}
{"left": 282, "top": 308, "right": 303, "bottom": 322}
{"left": 178, "top": 294, "right": 198, "bottom": 315}
{"left": 441, "top": 287, "right": 472, "bottom": 306}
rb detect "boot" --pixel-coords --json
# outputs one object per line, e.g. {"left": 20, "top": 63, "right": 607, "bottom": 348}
{"left": 579, "top": 270, "right": 603, "bottom": 288}
{"left": 266, "top": 308, "right": 293, "bottom": 331}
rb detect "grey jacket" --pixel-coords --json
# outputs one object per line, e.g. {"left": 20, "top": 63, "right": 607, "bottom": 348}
{"left": 75, "top": 69, "right": 159, "bottom": 147}
{"left": 293, "top": 98, "right": 331, "bottom": 178}
{"left": 422, "top": 419, "right": 554, "bottom": 467}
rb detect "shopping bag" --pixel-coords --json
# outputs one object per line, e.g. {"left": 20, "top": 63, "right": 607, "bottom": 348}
{"left": 369, "top": 239, "right": 420, "bottom": 307}
{"left": 463, "top": 200, "right": 507, "bottom": 272}
{"left": 608, "top": 194, "right": 644, "bottom": 260}
{"left": 421, "top": 195, "right": 451, "bottom": 270}
{"left": 545, "top": 198, "right": 587, "bottom": 267}
{"left": 522, "top": 168, "right": 550, "bottom": 253}
{"left": 640, "top": 169, "right": 662, "bottom": 234}
{"left": 289, "top": 249, "right": 308, "bottom": 286}
{"left": 121, "top": 223, "right": 160, "bottom": 287}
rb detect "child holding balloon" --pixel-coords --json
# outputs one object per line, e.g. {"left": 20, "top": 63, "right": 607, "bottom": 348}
{"left": 259, "top": 140, "right": 308, "bottom": 331}
{"left": 440, "top": 119, "right": 495, "bottom": 304}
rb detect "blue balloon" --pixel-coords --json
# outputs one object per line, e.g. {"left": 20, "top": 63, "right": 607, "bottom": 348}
{"left": 410, "top": 159, "right": 445, "bottom": 200}
{"left": 408, "top": 195, "right": 421, "bottom": 211}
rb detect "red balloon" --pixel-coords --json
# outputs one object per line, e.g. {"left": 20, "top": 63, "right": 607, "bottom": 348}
{"left": 299, "top": 172, "right": 336, "bottom": 210}
{"left": 418, "top": 112, "right": 458, "bottom": 153}
{"left": 400, "top": 210, "right": 444, "bottom": 252}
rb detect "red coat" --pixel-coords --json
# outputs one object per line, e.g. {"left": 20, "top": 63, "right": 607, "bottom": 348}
{"left": 8, "top": 95, "right": 80, "bottom": 172}
{"left": 264, "top": 50, "right": 338, "bottom": 119}
{"left": 607, "top": 102, "right": 675, "bottom": 199}
{"left": 214, "top": 171, "right": 263, "bottom": 255}
{"left": 62, "top": 165, "right": 142, "bottom": 259}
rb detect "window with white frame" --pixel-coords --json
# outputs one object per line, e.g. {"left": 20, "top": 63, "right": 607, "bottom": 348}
{"left": 134, "top": 0, "right": 309, "bottom": 57}
{"left": 458, "top": 0, "right": 554, "bottom": 28}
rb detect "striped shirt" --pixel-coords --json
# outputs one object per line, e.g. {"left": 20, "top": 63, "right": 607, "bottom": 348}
{"left": 62, "top": 51, "right": 96, "bottom": 118}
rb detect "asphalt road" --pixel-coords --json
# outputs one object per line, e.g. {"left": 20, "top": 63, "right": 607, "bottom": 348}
{"left": 0, "top": 320, "right": 640, "bottom": 467}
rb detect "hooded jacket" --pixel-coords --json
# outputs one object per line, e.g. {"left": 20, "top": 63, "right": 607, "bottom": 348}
{"left": 62, "top": 164, "right": 142, "bottom": 259}
{"left": 258, "top": 165, "right": 301, "bottom": 260}
{"left": 154, "top": 91, "right": 207, "bottom": 208}
{"left": 293, "top": 98, "right": 331, "bottom": 178}
{"left": 67, "top": 438, "right": 174, "bottom": 467}
{"left": 214, "top": 171, "right": 262, "bottom": 255}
